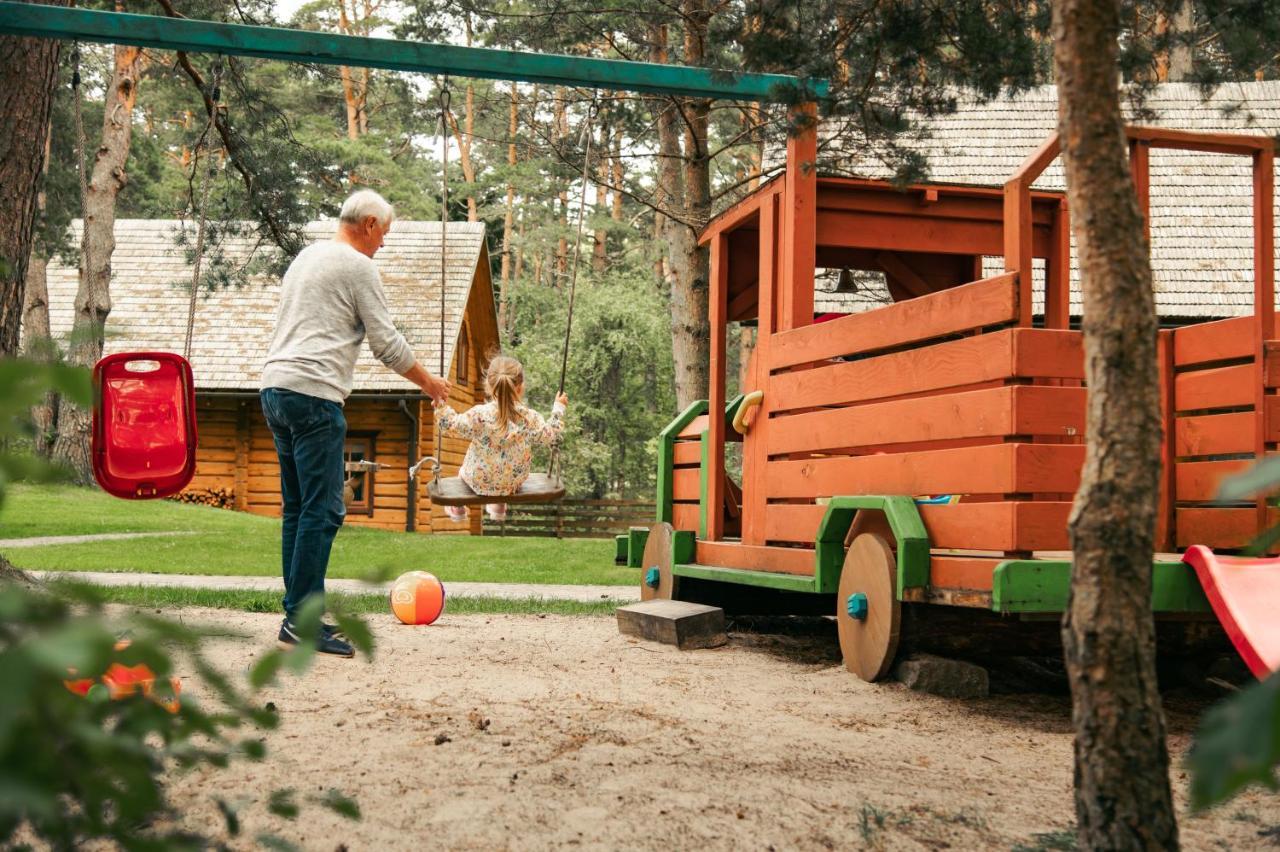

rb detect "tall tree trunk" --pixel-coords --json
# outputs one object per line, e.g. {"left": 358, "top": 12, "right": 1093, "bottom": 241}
{"left": 1053, "top": 0, "right": 1179, "bottom": 848}
{"left": 337, "top": 0, "right": 360, "bottom": 140}
{"left": 657, "top": 3, "right": 714, "bottom": 407}
{"left": 0, "top": 3, "right": 65, "bottom": 358}
{"left": 52, "top": 42, "right": 145, "bottom": 483}
{"left": 22, "top": 126, "right": 57, "bottom": 458}
{"left": 499, "top": 84, "right": 518, "bottom": 334}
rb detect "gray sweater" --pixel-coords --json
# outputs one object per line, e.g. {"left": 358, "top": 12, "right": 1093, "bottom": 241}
{"left": 260, "top": 240, "right": 416, "bottom": 404}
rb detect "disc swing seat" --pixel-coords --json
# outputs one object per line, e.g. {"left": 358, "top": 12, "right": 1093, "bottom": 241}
{"left": 89, "top": 57, "right": 224, "bottom": 499}
{"left": 414, "top": 85, "right": 595, "bottom": 509}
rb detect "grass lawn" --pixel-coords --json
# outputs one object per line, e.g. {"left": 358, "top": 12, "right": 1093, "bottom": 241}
{"left": 50, "top": 581, "right": 618, "bottom": 617}
{"left": 1, "top": 484, "right": 633, "bottom": 587}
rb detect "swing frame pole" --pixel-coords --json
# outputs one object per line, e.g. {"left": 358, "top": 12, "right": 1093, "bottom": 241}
{"left": 0, "top": 2, "right": 826, "bottom": 102}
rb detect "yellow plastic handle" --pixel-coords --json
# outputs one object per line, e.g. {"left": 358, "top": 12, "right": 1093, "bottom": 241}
{"left": 732, "top": 390, "right": 764, "bottom": 434}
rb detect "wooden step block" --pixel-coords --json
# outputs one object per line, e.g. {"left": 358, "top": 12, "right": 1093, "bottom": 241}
{"left": 616, "top": 600, "right": 727, "bottom": 650}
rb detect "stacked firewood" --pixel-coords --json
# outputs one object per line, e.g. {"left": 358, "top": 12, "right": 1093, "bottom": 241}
{"left": 169, "top": 488, "right": 235, "bottom": 509}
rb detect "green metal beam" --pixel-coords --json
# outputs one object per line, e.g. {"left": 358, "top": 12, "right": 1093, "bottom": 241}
{"left": 0, "top": 3, "right": 827, "bottom": 101}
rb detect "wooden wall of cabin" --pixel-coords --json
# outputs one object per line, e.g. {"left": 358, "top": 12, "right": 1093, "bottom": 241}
{"left": 185, "top": 315, "right": 485, "bottom": 534}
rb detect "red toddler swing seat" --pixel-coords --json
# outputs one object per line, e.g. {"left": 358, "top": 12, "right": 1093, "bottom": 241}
{"left": 91, "top": 352, "right": 198, "bottom": 499}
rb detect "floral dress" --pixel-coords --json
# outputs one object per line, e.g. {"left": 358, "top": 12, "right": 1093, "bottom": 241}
{"left": 434, "top": 400, "right": 565, "bottom": 495}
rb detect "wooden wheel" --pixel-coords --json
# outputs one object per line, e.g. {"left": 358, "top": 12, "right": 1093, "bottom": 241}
{"left": 837, "top": 533, "right": 901, "bottom": 682}
{"left": 639, "top": 522, "right": 677, "bottom": 601}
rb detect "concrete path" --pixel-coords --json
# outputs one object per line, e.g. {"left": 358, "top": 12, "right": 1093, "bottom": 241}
{"left": 29, "top": 570, "right": 639, "bottom": 603}
{"left": 0, "top": 531, "right": 197, "bottom": 549}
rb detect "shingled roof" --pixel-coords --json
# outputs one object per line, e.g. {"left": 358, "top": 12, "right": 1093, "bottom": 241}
{"left": 786, "top": 82, "right": 1280, "bottom": 319}
{"left": 41, "top": 219, "right": 490, "bottom": 391}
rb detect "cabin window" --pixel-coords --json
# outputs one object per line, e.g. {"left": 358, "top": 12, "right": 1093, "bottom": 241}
{"left": 343, "top": 432, "right": 378, "bottom": 516}
{"left": 457, "top": 326, "right": 470, "bottom": 387}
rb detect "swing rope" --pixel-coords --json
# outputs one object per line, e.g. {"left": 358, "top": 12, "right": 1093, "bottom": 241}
{"left": 183, "top": 58, "right": 224, "bottom": 362}
{"left": 430, "top": 81, "right": 452, "bottom": 487}
{"left": 547, "top": 93, "right": 598, "bottom": 480}
{"left": 421, "top": 87, "right": 596, "bottom": 498}
{"left": 71, "top": 44, "right": 88, "bottom": 229}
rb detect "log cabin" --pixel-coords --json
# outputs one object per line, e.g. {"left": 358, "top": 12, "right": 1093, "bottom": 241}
{"left": 42, "top": 219, "right": 499, "bottom": 534}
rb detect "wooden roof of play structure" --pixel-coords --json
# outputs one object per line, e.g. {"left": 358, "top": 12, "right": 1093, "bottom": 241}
{"left": 788, "top": 82, "right": 1280, "bottom": 319}
{"left": 38, "top": 220, "right": 494, "bottom": 391}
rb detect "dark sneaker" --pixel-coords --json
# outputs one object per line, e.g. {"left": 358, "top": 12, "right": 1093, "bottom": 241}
{"left": 277, "top": 619, "right": 354, "bottom": 658}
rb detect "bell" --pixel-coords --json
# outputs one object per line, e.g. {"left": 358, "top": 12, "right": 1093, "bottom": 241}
{"left": 834, "top": 268, "right": 858, "bottom": 293}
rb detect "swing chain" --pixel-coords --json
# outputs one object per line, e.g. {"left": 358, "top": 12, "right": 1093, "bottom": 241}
{"left": 184, "top": 57, "right": 225, "bottom": 362}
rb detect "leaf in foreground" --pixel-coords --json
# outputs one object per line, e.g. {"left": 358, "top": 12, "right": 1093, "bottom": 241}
{"left": 1188, "top": 671, "right": 1280, "bottom": 809}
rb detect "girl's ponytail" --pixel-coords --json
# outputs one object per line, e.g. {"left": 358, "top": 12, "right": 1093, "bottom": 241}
{"left": 484, "top": 354, "right": 524, "bottom": 427}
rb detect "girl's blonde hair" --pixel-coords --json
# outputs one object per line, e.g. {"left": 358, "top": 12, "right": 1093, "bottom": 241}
{"left": 484, "top": 354, "right": 524, "bottom": 427}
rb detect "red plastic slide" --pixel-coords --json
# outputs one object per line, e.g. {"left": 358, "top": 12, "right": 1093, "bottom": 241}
{"left": 1183, "top": 545, "right": 1280, "bottom": 679}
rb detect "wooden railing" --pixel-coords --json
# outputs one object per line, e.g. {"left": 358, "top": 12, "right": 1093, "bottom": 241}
{"left": 480, "top": 498, "right": 656, "bottom": 539}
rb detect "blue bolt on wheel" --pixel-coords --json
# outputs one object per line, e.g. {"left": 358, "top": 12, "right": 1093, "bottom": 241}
{"left": 645, "top": 566, "right": 661, "bottom": 588}
{"left": 846, "top": 592, "right": 869, "bottom": 621}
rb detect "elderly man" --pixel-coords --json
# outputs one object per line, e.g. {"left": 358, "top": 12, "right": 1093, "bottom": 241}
{"left": 260, "top": 189, "right": 450, "bottom": 657}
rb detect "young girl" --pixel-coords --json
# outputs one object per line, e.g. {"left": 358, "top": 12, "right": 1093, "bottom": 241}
{"left": 433, "top": 354, "right": 567, "bottom": 522}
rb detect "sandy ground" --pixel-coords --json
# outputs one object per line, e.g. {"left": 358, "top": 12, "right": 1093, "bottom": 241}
{"left": 157, "top": 608, "right": 1280, "bottom": 851}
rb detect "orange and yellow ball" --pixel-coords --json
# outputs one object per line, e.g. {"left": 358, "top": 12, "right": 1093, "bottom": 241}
{"left": 390, "top": 571, "right": 446, "bottom": 625}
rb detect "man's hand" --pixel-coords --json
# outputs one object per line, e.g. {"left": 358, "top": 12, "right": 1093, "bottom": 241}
{"left": 399, "top": 361, "right": 451, "bottom": 404}
{"left": 420, "top": 373, "right": 451, "bottom": 404}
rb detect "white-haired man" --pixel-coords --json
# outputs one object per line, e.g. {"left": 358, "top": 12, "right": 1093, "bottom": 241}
{"left": 260, "top": 189, "right": 450, "bottom": 656}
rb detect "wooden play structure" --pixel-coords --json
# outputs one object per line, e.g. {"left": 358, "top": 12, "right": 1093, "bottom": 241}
{"left": 619, "top": 122, "right": 1278, "bottom": 680}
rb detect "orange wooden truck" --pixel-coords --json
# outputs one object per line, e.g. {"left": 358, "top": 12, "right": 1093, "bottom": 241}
{"left": 617, "top": 118, "right": 1276, "bottom": 682}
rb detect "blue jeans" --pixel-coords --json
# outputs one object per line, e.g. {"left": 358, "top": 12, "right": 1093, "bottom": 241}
{"left": 260, "top": 388, "right": 347, "bottom": 620}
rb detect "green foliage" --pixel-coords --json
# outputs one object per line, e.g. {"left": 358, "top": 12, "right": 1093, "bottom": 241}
{"left": 1188, "top": 672, "right": 1280, "bottom": 810}
{"left": 506, "top": 267, "right": 675, "bottom": 498}
{"left": 0, "top": 578, "right": 363, "bottom": 848}
{"left": 0, "top": 357, "right": 91, "bottom": 509}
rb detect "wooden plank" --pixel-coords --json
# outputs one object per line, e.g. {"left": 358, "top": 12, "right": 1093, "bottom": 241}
{"left": 781, "top": 102, "right": 816, "bottom": 332}
{"left": 672, "top": 502, "right": 700, "bottom": 532}
{"left": 677, "top": 415, "right": 710, "bottom": 439}
{"left": 764, "top": 500, "right": 1072, "bottom": 551}
{"left": 742, "top": 192, "right": 777, "bottom": 546}
{"left": 1003, "top": 181, "right": 1034, "bottom": 326}
{"left": 694, "top": 540, "right": 814, "bottom": 576}
{"left": 1175, "top": 410, "right": 1257, "bottom": 457}
{"left": 1176, "top": 506, "right": 1276, "bottom": 549}
{"left": 708, "top": 233, "right": 727, "bottom": 541}
{"left": 769, "top": 328, "right": 1084, "bottom": 414}
{"left": 1045, "top": 200, "right": 1070, "bottom": 329}
{"left": 1254, "top": 147, "right": 1276, "bottom": 536}
{"left": 1157, "top": 330, "right": 1175, "bottom": 551}
{"left": 1175, "top": 362, "right": 1254, "bottom": 412}
{"left": 769, "top": 272, "right": 1018, "bottom": 369}
{"left": 1130, "top": 139, "right": 1151, "bottom": 244}
{"left": 767, "top": 385, "right": 1085, "bottom": 456}
{"left": 765, "top": 443, "right": 1085, "bottom": 499}
{"left": 929, "top": 556, "right": 1003, "bottom": 592}
{"left": 1128, "top": 125, "right": 1273, "bottom": 155}
{"left": 672, "top": 468, "right": 700, "bottom": 501}
{"left": 673, "top": 442, "right": 702, "bottom": 466}
{"left": 1175, "top": 458, "right": 1254, "bottom": 502}
{"left": 1173, "top": 316, "right": 1254, "bottom": 367}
